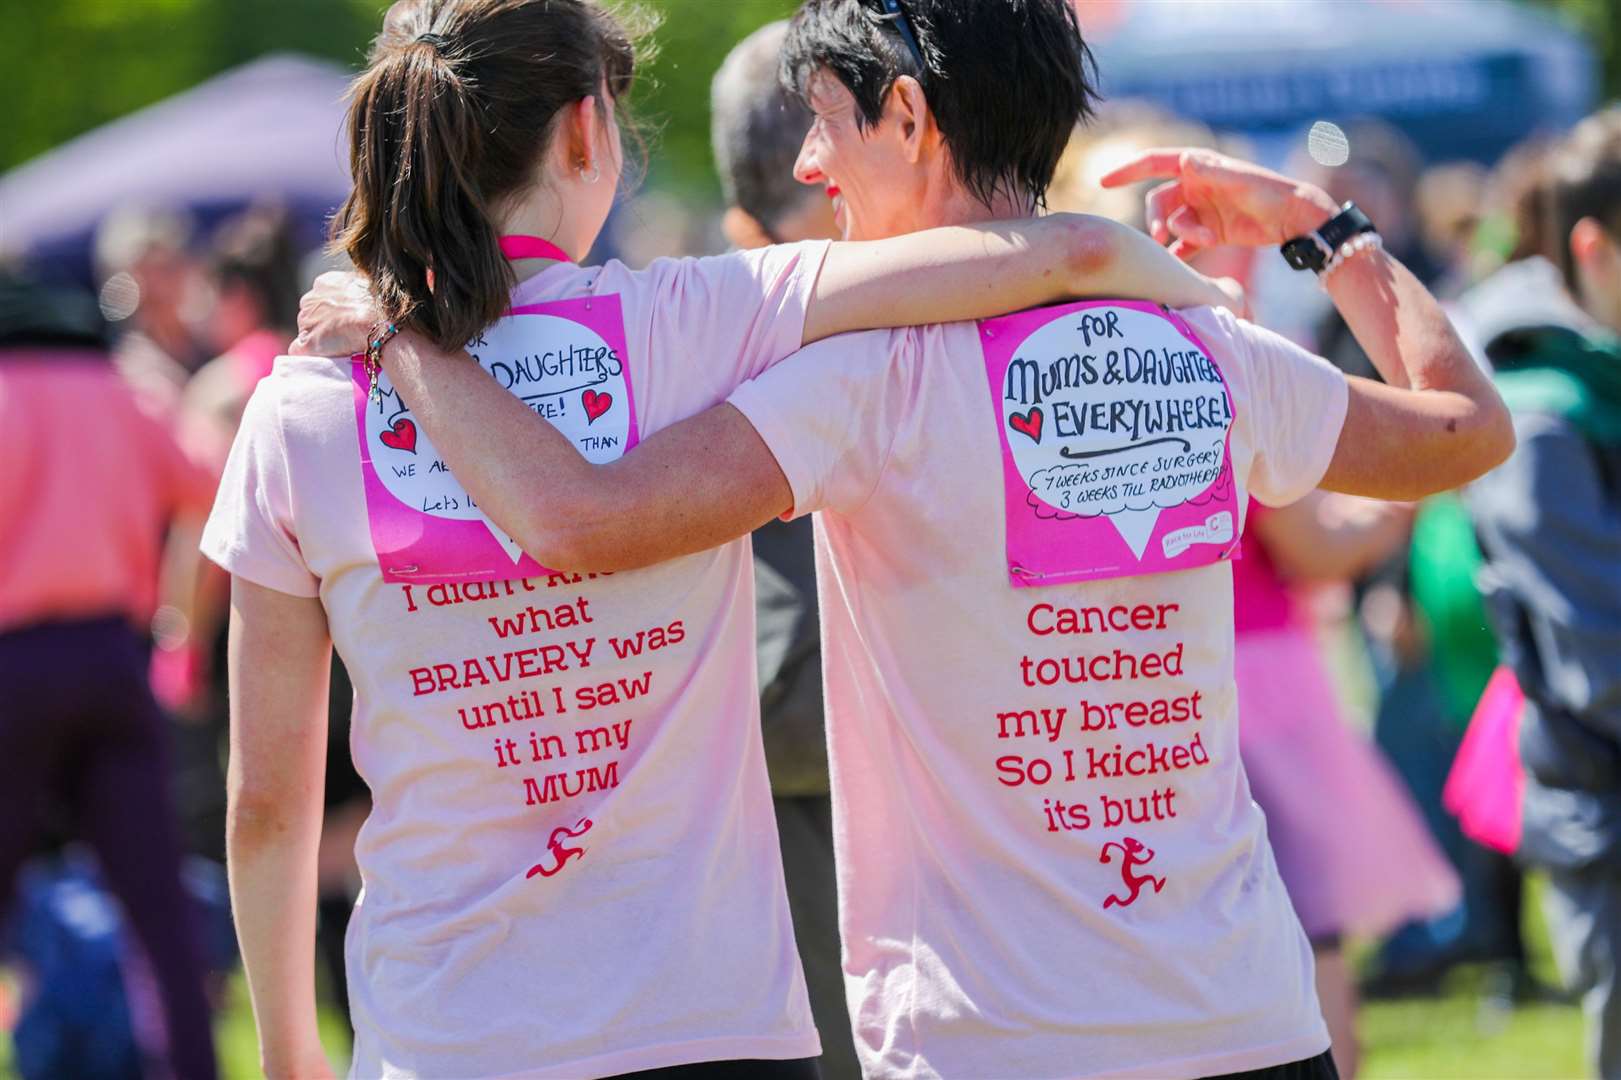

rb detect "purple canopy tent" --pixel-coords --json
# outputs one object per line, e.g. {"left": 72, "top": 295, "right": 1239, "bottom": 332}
{"left": 0, "top": 54, "right": 355, "bottom": 284}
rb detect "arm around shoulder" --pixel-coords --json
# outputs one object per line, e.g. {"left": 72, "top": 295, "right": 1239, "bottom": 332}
{"left": 374, "top": 333, "right": 791, "bottom": 574}
{"left": 524, "top": 402, "right": 794, "bottom": 573}
{"left": 803, "top": 213, "right": 1234, "bottom": 345}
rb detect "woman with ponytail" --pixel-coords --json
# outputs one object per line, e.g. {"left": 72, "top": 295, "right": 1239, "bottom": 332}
{"left": 203, "top": 2, "right": 1231, "bottom": 1076}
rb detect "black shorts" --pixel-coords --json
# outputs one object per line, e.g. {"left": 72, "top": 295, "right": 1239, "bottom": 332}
{"left": 1205, "top": 1048, "right": 1340, "bottom": 1080}
{"left": 611, "top": 1048, "right": 1332, "bottom": 1080}
{"left": 612, "top": 1058, "right": 820, "bottom": 1080}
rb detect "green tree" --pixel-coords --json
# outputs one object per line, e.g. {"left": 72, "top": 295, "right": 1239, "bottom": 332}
{"left": 1529, "top": 0, "right": 1621, "bottom": 100}
{"left": 631, "top": 0, "right": 798, "bottom": 199}
{"left": 3, "top": 0, "right": 795, "bottom": 203}
{"left": 7, "top": 1, "right": 1615, "bottom": 198}
{"left": 4, "top": 0, "right": 383, "bottom": 173}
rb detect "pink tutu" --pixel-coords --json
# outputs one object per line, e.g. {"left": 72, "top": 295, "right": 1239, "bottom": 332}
{"left": 1236, "top": 625, "right": 1461, "bottom": 940}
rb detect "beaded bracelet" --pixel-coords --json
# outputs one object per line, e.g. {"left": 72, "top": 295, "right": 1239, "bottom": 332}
{"left": 1319, "top": 232, "right": 1384, "bottom": 287}
{"left": 364, "top": 321, "right": 399, "bottom": 404}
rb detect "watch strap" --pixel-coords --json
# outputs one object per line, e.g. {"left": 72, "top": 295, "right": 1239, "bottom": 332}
{"left": 1281, "top": 202, "right": 1377, "bottom": 273}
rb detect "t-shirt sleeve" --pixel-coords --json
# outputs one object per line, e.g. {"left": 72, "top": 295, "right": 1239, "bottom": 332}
{"left": 1211, "top": 308, "right": 1349, "bottom": 507}
{"left": 198, "top": 376, "right": 320, "bottom": 597}
{"left": 727, "top": 328, "right": 913, "bottom": 519}
{"left": 643, "top": 240, "right": 832, "bottom": 405}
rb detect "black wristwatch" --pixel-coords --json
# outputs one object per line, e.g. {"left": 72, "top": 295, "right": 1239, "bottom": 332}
{"left": 1280, "top": 202, "right": 1377, "bottom": 274}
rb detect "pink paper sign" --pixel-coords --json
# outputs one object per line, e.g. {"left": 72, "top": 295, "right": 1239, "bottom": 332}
{"left": 354, "top": 295, "right": 638, "bottom": 584}
{"left": 979, "top": 300, "right": 1239, "bottom": 588}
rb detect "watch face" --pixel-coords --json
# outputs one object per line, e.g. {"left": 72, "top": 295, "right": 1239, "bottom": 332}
{"left": 1281, "top": 241, "right": 1319, "bottom": 272}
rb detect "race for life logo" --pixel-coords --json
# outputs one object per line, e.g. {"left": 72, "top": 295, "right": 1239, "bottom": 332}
{"left": 355, "top": 294, "right": 637, "bottom": 584}
{"left": 980, "top": 300, "right": 1239, "bottom": 587}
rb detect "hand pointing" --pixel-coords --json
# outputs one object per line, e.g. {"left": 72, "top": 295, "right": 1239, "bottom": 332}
{"left": 1099, "top": 148, "right": 1339, "bottom": 260}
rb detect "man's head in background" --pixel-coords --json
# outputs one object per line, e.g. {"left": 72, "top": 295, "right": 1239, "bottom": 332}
{"left": 1046, "top": 101, "right": 1216, "bottom": 232}
{"left": 94, "top": 205, "right": 201, "bottom": 358}
{"left": 1550, "top": 106, "right": 1621, "bottom": 335}
{"left": 205, "top": 204, "right": 301, "bottom": 354}
{"left": 1481, "top": 135, "right": 1559, "bottom": 271}
{"left": 711, "top": 20, "right": 838, "bottom": 249}
{"left": 1414, "top": 162, "right": 1486, "bottom": 278}
{"left": 1043, "top": 100, "right": 1262, "bottom": 292}
{"left": 781, "top": 0, "right": 1097, "bottom": 241}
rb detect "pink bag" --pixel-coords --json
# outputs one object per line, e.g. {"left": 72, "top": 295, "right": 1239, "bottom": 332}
{"left": 1442, "top": 666, "right": 1527, "bottom": 855}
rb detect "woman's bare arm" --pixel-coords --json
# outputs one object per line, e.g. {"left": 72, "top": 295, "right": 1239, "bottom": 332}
{"left": 1101, "top": 149, "right": 1514, "bottom": 498}
{"left": 292, "top": 213, "right": 1231, "bottom": 359}
{"left": 1252, "top": 492, "right": 1412, "bottom": 583}
{"left": 1322, "top": 250, "right": 1515, "bottom": 498}
{"left": 226, "top": 577, "right": 336, "bottom": 1080}
{"left": 286, "top": 212, "right": 1233, "bottom": 567}
{"left": 374, "top": 323, "right": 788, "bottom": 570}
{"left": 375, "top": 152, "right": 1513, "bottom": 572}
{"left": 801, "top": 213, "right": 1233, "bottom": 343}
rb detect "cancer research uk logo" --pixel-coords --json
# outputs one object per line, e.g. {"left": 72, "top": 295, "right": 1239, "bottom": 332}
{"left": 356, "top": 297, "right": 638, "bottom": 584}
{"left": 981, "top": 301, "right": 1239, "bottom": 586}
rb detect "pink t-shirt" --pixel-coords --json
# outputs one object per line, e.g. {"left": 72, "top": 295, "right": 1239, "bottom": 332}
{"left": 0, "top": 352, "right": 215, "bottom": 633}
{"left": 1232, "top": 502, "right": 1300, "bottom": 634}
{"left": 201, "top": 242, "right": 830, "bottom": 1079}
{"left": 729, "top": 305, "right": 1349, "bottom": 1079}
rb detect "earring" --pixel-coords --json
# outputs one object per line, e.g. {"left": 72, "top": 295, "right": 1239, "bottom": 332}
{"left": 578, "top": 161, "right": 601, "bottom": 185}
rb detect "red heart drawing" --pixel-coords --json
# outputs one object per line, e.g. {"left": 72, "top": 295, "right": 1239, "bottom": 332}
{"left": 379, "top": 417, "right": 417, "bottom": 453}
{"left": 1008, "top": 407, "right": 1043, "bottom": 444}
{"left": 581, "top": 389, "right": 613, "bottom": 424}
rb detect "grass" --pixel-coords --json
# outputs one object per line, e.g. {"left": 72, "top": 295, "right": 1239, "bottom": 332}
{"left": 226, "top": 955, "right": 1588, "bottom": 1079}
{"left": 1361, "top": 972, "right": 1583, "bottom": 1079}
{"left": 3, "top": 881, "right": 1588, "bottom": 1079}
{"left": 8, "top": 959, "right": 1584, "bottom": 1080}
{"left": 214, "top": 974, "right": 352, "bottom": 1078}
{"left": 3, "top": 959, "right": 1589, "bottom": 1080}
{"left": 1359, "top": 873, "right": 1585, "bottom": 1080}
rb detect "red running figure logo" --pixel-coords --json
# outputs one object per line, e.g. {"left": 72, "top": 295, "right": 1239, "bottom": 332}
{"left": 527, "top": 818, "right": 593, "bottom": 879}
{"left": 1099, "top": 837, "right": 1166, "bottom": 909}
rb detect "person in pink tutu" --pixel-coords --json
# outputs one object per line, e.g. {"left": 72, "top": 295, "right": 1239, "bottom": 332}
{"left": 1234, "top": 492, "right": 1462, "bottom": 1078}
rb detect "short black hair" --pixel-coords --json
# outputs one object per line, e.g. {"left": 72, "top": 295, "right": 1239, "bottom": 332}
{"left": 711, "top": 21, "right": 819, "bottom": 234}
{"left": 781, "top": 0, "right": 1098, "bottom": 211}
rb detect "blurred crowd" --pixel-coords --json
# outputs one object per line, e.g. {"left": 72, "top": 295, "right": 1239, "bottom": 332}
{"left": 1045, "top": 99, "right": 1621, "bottom": 1080}
{"left": 2, "top": 19, "right": 1619, "bottom": 1080}
{"left": 0, "top": 199, "right": 367, "bottom": 1078}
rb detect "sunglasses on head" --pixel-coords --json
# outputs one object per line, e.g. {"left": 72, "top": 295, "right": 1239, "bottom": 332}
{"left": 874, "top": 0, "right": 927, "bottom": 72}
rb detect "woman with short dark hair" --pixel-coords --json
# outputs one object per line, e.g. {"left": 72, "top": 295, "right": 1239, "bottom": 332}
{"left": 205, "top": 2, "right": 1231, "bottom": 1076}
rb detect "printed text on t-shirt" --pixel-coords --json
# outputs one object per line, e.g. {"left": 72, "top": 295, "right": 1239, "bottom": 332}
{"left": 994, "top": 598, "right": 1210, "bottom": 905}
{"left": 390, "top": 571, "right": 688, "bottom": 879}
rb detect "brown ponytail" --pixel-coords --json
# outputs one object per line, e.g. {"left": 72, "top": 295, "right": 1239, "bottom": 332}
{"left": 332, "top": 0, "right": 646, "bottom": 350}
